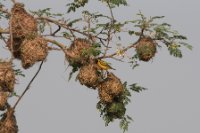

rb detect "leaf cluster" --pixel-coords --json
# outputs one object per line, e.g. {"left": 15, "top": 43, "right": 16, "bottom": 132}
{"left": 127, "top": 12, "right": 192, "bottom": 59}
{"left": 129, "top": 54, "right": 139, "bottom": 69}
{"left": 30, "top": 8, "right": 64, "bottom": 33}
{"left": 31, "top": 8, "right": 63, "bottom": 17}
{"left": 67, "top": 0, "right": 89, "bottom": 13}
{"left": 96, "top": 81, "right": 146, "bottom": 132}
{"left": 14, "top": 69, "right": 25, "bottom": 77}
{"left": 81, "top": 43, "right": 101, "bottom": 57}
{"left": 0, "top": 3, "right": 9, "bottom": 19}
{"left": 100, "top": 0, "right": 128, "bottom": 7}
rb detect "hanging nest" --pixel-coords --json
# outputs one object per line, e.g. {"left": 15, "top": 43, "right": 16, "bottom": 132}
{"left": 77, "top": 64, "right": 100, "bottom": 89}
{"left": 7, "top": 37, "right": 24, "bottom": 59}
{"left": 10, "top": 2, "right": 37, "bottom": 39}
{"left": 0, "top": 108, "right": 18, "bottom": 133}
{"left": 98, "top": 88, "right": 113, "bottom": 103}
{"left": 66, "top": 38, "right": 91, "bottom": 66}
{"left": 0, "top": 92, "right": 8, "bottom": 111}
{"left": 136, "top": 37, "right": 157, "bottom": 62}
{"left": 107, "top": 102, "right": 126, "bottom": 119}
{"left": 0, "top": 61, "right": 15, "bottom": 92}
{"left": 21, "top": 37, "right": 48, "bottom": 69}
{"left": 98, "top": 73, "right": 124, "bottom": 103}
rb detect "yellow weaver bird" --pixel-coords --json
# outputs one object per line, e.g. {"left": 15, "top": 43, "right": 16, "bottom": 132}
{"left": 97, "top": 59, "right": 116, "bottom": 70}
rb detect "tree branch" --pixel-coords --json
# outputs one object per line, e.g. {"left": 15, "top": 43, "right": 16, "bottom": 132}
{"left": 37, "top": 17, "right": 106, "bottom": 41}
{"left": 51, "top": 25, "right": 61, "bottom": 36}
{"left": 9, "top": 14, "right": 14, "bottom": 61}
{"left": 103, "top": 1, "right": 115, "bottom": 56}
{"left": 44, "top": 38, "right": 74, "bottom": 58}
{"left": 0, "top": 28, "right": 9, "bottom": 34}
{"left": 0, "top": 34, "right": 8, "bottom": 45}
{"left": 13, "top": 61, "right": 44, "bottom": 109}
{"left": 99, "top": 39, "right": 139, "bottom": 59}
{"left": 44, "top": 38, "right": 67, "bottom": 50}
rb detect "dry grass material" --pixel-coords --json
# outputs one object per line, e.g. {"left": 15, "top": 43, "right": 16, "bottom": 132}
{"left": 10, "top": 3, "right": 37, "bottom": 39}
{"left": 7, "top": 37, "right": 24, "bottom": 59}
{"left": 98, "top": 88, "right": 113, "bottom": 103}
{"left": 98, "top": 73, "right": 124, "bottom": 103}
{"left": 0, "top": 108, "right": 18, "bottom": 133}
{"left": 66, "top": 38, "right": 91, "bottom": 65}
{"left": 136, "top": 37, "right": 157, "bottom": 62}
{"left": 0, "top": 92, "right": 8, "bottom": 111}
{"left": 77, "top": 64, "right": 99, "bottom": 89}
{"left": 21, "top": 37, "right": 48, "bottom": 69}
{"left": 98, "top": 73, "right": 123, "bottom": 96}
{"left": 0, "top": 62, "right": 15, "bottom": 92}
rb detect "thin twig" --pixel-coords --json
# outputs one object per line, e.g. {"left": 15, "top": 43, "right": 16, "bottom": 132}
{"left": 37, "top": 17, "right": 106, "bottom": 41}
{"left": 0, "top": 34, "right": 8, "bottom": 45}
{"left": 42, "top": 34, "right": 72, "bottom": 40}
{"left": 51, "top": 25, "right": 61, "bottom": 36}
{"left": 46, "top": 21, "right": 53, "bottom": 35}
{"left": 42, "top": 35, "right": 65, "bottom": 38}
{"left": 111, "top": 57, "right": 125, "bottom": 62}
{"left": 107, "top": 2, "right": 115, "bottom": 23}
{"left": 44, "top": 38, "right": 73, "bottom": 58}
{"left": 9, "top": 14, "right": 14, "bottom": 61}
{"left": 44, "top": 38, "right": 67, "bottom": 50}
{"left": 99, "top": 39, "right": 139, "bottom": 59}
{"left": 103, "top": 1, "right": 115, "bottom": 56}
{"left": 0, "top": 29, "right": 9, "bottom": 34}
{"left": 13, "top": 61, "right": 44, "bottom": 109}
{"left": 48, "top": 46, "right": 62, "bottom": 51}
{"left": 99, "top": 38, "right": 111, "bottom": 48}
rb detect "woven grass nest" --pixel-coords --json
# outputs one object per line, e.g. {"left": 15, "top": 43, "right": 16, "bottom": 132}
{"left": 0, "top": 108, "right": 18, "bottom": 133}
{"left": 66, "top": 38, "right": 91, "bottom": 66}
{"left": 136, "top": 37, "right": 157, "bottom": 62}
{"left": 21, "top": 37, "right": 48, "bottom": 69}
{"left": 98, "top": 73, "right": 124, "bottom": 103}
{"left": 77, "top": 64, "right": 100, "bottom": 89}
{"left": 10, "top": 3, "right": 37, "bottom": 39}
{"left": 0, "top": 92, "right": 8, "bottom": 111}
{"left": 7, "top": 37, "right": 23, "bottom": 59}
{"left": 0, "top": 61, "right": 15, "bottom": 92}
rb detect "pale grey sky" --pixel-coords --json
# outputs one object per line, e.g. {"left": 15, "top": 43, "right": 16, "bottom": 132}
{"left": 1, "top": 0, "right": 200, "bottom": 133}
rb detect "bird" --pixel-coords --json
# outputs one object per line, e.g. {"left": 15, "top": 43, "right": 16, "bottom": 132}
{"left": 97, "top": 59, "right": 116, "bottom": 70}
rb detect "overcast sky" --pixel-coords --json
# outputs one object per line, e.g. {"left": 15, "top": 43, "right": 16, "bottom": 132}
{"left": 1, "top": 0, "right": 200, "bottom": 133}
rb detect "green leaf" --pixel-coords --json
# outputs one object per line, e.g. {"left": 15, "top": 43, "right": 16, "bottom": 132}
{"left": 11, "top": 92, "right": 20, "bottom": 97}
{"left": 38, "top": 21, "right": 46, "bottom": 33}
{"left": 179, "top": 42, "right": 193, "bottom": 50}
{"left": 172, "top": 35, "right": 187, "bottom": 40}
{"left": 168, "top": 44, "right": 183, "bottom": 58}
{"left": 103, "top": 114, "right": 113, "bottom": 126}
{"left": 128, "top": 30, "right": 135, "bottom": 35}
{"left": 126, "top": 115, "right": 133, "bottom": 121}
{"left": 151, "top": 16, "right": 165, "bottom": 20}
{"left": 30, "top": 8, "right": 58, "bottom": 17}
{"left": 62, "top": 32, "right": 71, "bottom": 37}
{"left": 67, "top": 18, "right": 82, "bottom": 27}
{"left": 129, "top": 83, "right": 147, "bottom": 93}
{"left": 14, "top": 69, "right": 25, "bottom": 77}
{"left": 81, "top": 46, "right": 101, "bottom": 57}
{"left": 67, "top": 0, "right": 89, "bottom": 13}
{"left": 120, "top": 117, "right": 130, "bottom": 133}
{"left": 101, "top": 0, "right": 128, "bottom": 7}
{"left": 68, "top": 64, "right": 79, "bottom": 81}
